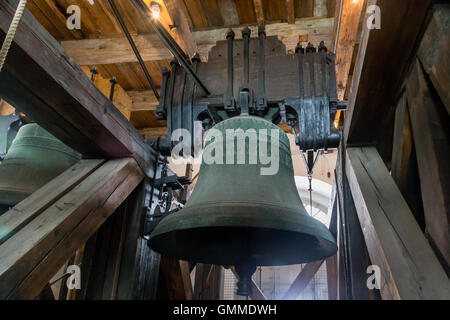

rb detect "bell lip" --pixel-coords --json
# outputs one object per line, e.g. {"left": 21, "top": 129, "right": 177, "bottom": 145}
{"left": 148, "top": 225, "right": 337, "bottom": 266}
{"left": 150, "top": 202, "right": 337, "bottom": 245}
{"left": 148, "top": 203, "right": 337, "bottom": 266}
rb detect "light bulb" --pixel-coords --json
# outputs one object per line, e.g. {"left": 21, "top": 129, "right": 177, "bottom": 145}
{"left": 150, "top": 2, "right": 161, "bottom": 19}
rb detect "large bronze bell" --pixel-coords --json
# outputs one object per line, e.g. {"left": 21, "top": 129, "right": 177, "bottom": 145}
{"left": 0, "top": 124, "right": 81, "bottom": 212}
{"left": 148, "top": 116, "right": 337, "bottom": 295}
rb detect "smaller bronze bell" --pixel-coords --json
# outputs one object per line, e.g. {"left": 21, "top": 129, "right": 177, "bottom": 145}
{"left": 0, "top": 124, "right": 81, "bottom": 210}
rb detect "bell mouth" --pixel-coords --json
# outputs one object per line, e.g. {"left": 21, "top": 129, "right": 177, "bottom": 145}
{"left": 148, "top": 202, "right": 337, "bottom": 266}
{"left": 149, "top": 226, "right": 336, "bottom": 266}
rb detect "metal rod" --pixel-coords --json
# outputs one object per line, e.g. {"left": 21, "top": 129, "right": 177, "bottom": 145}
{"left": 257, "top": 26, "right": 267, "bottom": 111}
{"left": 242, "top": 27, "right": 251, "bottom": 86}
{"left": 108, "top": 0, "right": 160, "bottom": 100}
{"left": 151, "top": 19, "right": 210, "bottom": 96}
{"left": 225, "top": 29, "right": 235, "bottom": 111}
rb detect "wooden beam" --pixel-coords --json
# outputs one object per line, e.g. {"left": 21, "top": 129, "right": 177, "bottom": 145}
{"left": 344, "top": 0, "right": 432, "bottom": 156}
{"left": 345, "top": 147, "right": 450, "bottom": 299}
{"left": 282, "top": 260, "right": 324, "bottom": 300}
{"left": 391, "top": 91, "right": 425, "bottom": 230}
{"left": 333, "top": 0, "right": 364, "bottom": 101}
{"left": 160, "top": 256, "right": 193, "bottom": 300}
{"left": 417, "top": 4, "right": 450, "bottom": 114}
{"left": 0, "top": 1, "right": 156, "bottom": 176}
{"left": 0, "top": 160, "right": 104, "bottom": 245}
{"left": 128, "top": 90, "right": 159, "bottom": 112}
{"left": 194, "top": 264, "right": 223, "bottom": 300}
{"left": 162, "top": 0, "right": 198, "bottom": 58}
{"left": 0, "top": 158, "right": 144, "bottom": 299}
{"left": 253, "top": 0, "right": 265, "bottom": 26}
{"left": 139, "top": 127, "right": 168, "bottom": 140}
{"left": 286, "top": 0, "right": 295, "bottom": 24}
{"left": 61, "top": 18, "right": 334, "bottom": 65}
{"left": 80, "top": 67, "right": 132, "bottom": 120}
{"left": 406, "top": 59, "right": 450, "bottom": 268}
{"left": 115, "top": 180, "right": 162, "bottom": 300}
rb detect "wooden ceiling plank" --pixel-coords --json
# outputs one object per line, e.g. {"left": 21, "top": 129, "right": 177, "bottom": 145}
{"left": 218, "top": 0, "right": 240, "bottom": 26}
{"left": 201, "top": 0, "right": 225, "bottom": 27}
{"left": 183, "top": 0, "right": 209, "bottom": 29}
{"left": 158, "top": 0, "right": 198, "bottom": 57}
{"left": 235, "top": 0, "right": 257, "bottom": 24}
{"left": 286, "top": 0, "right": 296, "bottom": 24}
{"left": 253, "top": 0, "right": 265, "bottom": 26}
{"left": 334, "top": 0, "right": 365, "bottom": 101}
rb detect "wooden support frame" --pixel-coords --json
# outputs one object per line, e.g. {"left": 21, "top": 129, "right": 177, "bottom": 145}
{"left": 344, "top": 0, "right": 433, "bottom": 161}
{"left": 335, "top": 140, "right": 374, "bottom": 300}
{"left": 0, "top": 159, "right": 144, "bottom": 299}
{"left": 0, "top": 0, "right": 156, "bottom": 176}
{"left": 282, "top": 260, "right": 324, "bottom": 300}
{"left": 345, "top": 147, "right": 450, "bottom": 299}
{"left": 417, "top": 4, "right": 450, "bottom": 114}
{"left": 391, "top": 91, "right": 425, "bottom": 230}
{"left": 405, "top": 58, "right": 450, "bottom": 268}
{"left": 193, "top": 264, "right": 223, "bottom": 300}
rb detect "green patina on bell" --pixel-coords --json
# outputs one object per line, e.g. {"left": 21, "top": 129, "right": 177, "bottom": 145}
{"left": 148, "top": 115, "right": 337, "bottom": 295}
{"left": 0, "top": 123, "right": 81, "bottom": 207}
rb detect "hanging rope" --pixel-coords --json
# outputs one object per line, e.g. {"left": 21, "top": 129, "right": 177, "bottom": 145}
{"left": 0, "top": 0, "right": 28, "bottom": 72}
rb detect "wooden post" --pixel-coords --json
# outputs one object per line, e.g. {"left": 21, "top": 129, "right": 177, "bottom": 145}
{"left": 346, "top": 147, "right": 450, "bottom": 299}
{"left": 335, "top": 137, "right": 374, "bottom": 300}
{"left": 193, "top": 264, "right": 224, "bottom": 300}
